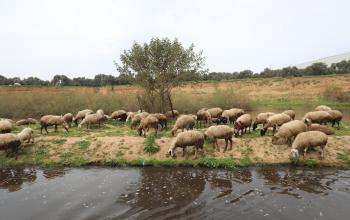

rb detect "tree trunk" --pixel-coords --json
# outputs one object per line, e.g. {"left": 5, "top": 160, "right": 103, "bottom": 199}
{"left": 167, "top": 91, "right": 175, "bottom": 117}
{"left": 136, "top": 94, "right": 143, "bottom": 112}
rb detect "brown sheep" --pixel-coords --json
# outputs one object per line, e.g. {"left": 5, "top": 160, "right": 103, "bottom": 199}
{"left": 271, "top": 120, "right": 307, "bottom": 145}
{"left": 40, "top": 115, "right": 69, "bottom": 134}
{"left": 168, "top": 130, "right": 204, "bottom": 157}
{"left": 137, "top": 115, "right": 159, "bottom": 137}
{"left": 260, "top": 113, "right": 292, "bottom": 136}
{"left": 204, "top": 125, "right": 234, "bottom": 152}
{"left": 234, "top": 114, "right": 252, "bottom": 137}
{"left": 63, "top": 113, "right": 73, "bottom": 128}
{"left": 171, "top": 115, "right": 196, "bottom": 136}
{"left": 291, "top": 131, "right": 328, "bottom": 159}
{"left": 252, "top": 112, "right": 275, "bottom": 130}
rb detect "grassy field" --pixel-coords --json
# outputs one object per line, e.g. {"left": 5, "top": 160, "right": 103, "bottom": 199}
{"left": 0, "top": 74, "right": 349, "bottom": 119}
{"left": 1, "top": 74, "right": 350, "bottom": 169}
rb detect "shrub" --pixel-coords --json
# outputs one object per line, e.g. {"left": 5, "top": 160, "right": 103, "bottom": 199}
{"left": 323, "top": 85, "right": 350, "bottom": 102}
{"left": 144, "top": 135, "right": 160, "bottom": 154}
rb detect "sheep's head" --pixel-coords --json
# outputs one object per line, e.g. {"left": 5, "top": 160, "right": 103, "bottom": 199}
{"left": 252, "top": 122, "right": 258, "bottom": 130}
{"left": 168, "top": 148, "right": 176, "bottom": 158}
{"left": 260, "top": 129, "right": 267, "bottom": 136}
{"left": 290, "top": 149, "right": 299, "bottom": 158}
{"left": 304, "top": 118, "right": 312, "bottom": 126}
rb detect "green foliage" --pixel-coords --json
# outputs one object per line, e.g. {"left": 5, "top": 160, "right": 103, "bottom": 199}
{"left": 144, "top": 135, "right": 160, "bottom": 154}
{"left": 337, "top": 152, "right": 350, "bottom": 165}
{"left": 304, "top": 159, "right": 320, "bottom": 168}
{"left": 76, "top": 140, "right": 91, "bottom": 150}
{"left": 289, "top": 155, "right": 300, "bottom": 165}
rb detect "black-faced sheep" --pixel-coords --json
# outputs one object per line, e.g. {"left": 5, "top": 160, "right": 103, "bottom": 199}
{"left": 171, "top": 115, "right": 196, "bottom": 136}
{"left": 0, "top": 120, "right": 13, "bottom": 133}
{"left": 290, "top": 131, "right": 328, "bottom": 159}
{"left": 137, "top": 115, "right": 159, "bottom": 137}
{"left": 168, "top": 130, "right": 204, "bottom": 157}
{"left": 233, "top": 114, "right": 252, "bottom": 137}
{"left": 252, "top": 112, "right": 275, "bottom": 130}
{"left": 260, "top": 113, "right": 291, "bottom": 136}
{"left": 73, "top": 109, "right": 94, "bottom": 126}
{"left": 204, "top": 125, "right": 234, "bottom": 152}
{"left": 271, "top": 120, "right": 307, "bottom": 145}
{"left": 40, "top": 115, "right": 69, "bottom": 134}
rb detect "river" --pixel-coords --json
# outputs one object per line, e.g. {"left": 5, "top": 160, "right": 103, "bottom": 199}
{"left": 0, "top": 166, "right": 349, "bottom": 220}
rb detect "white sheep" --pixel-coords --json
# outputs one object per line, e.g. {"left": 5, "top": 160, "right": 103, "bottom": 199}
{"left": 260, "top": 113, "right": 291, "bottom": 136}
{"left": 233, "top": 114, "right": 252, "bottom": 137}
{"left": 0, "top": 120, "right": 13, "bottom": 133}
{"left": 282, "top": 110, "right": 295, "bottom": 120}
{"left": 204, "top": 125, "right": 234, "bottom": 152}
{"left": 252, "top": 112, "right": 275, "bottom": 130}
{"left": 40, "top": 115, "right": 69, "bottom": 134}
{"left": 171, "top": 115, "right": 196, "bottom": 136}
{"left": 137, "top": 115, "right": 159, "bottom": 137}
{"left": 17, "top": 128, "right": 34, "bottom": 143}
{"left": 73, "top": 109, "right": 94, "bottom": 126}
{"left": 272, "top": 120, "right": 307, "bottom": 145}
{"left": 0, "top": 133, "right": 22, "bottom": 158}
{"left": 291, "top": 131, "right": 328, "bottom": 159}
{"left": 221, "top": 108, "right": 245, "bottom": 124}
{"left": 78, "top": 110, "right": 106, "bottom": 129}
{"left": 168, "top": 130, "right": 204, "bottom": 157}
{"left": 303, "top": 111, "right": 332, "bottom": 125}
{"left": 315, "top": 105, "right": 332, "bottom": 111}
{"left": 207, "top": 107, "right": 223, "bottom": 118}
{"left": 130, "top": 112, "right": 149, "bottom": 129}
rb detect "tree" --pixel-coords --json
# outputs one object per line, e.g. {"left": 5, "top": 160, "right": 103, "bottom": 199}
{"left": 304, "top": 62, "right": 331, "bottom": 75}
{"left": 117, "top": 37, "right": 207, "bottom": 113}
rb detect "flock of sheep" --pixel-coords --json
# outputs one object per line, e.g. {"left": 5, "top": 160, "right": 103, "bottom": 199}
{"left": 0, "top": 104, "right": 343, "bottom": 161}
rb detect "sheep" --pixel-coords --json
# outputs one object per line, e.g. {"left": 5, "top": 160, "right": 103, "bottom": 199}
{"left": 315, "top": 105, "right": 332, "bottom": 111}
{"left": 171, "top": 115, "right": 196, "bottom": 136}
{"left": 0, "top": 120, "right": 13, "bottom": 133}
{"left": 222, "top": 108, "right": 245, "bottom": 124}
{"left": 327, "top": 110, "right": 342, "bottom": 127}
{"left": 130, "top": 112, "right": 149, "bottom": 129}
{"left": 137, "top": 115, "right": 159, "bottom": 137}
{"left": 78, "top": 110, "right": 106, "bottom": 129}
{"left": 73, "top": 109, "right": 94, "bottom": 126}
{"left": 196, "top": 109, "right": 211, "bottom": 127}
{"left": 63, "top": 113, "right": 73, "bottom": 128}
{"left": 303, "top": 111, "right": 332, "bottom": 125}
{"left": 151, "top": 113, "right": 167, "bottom": 129}
{"left": 307, "top": 123, "right": 335, "bottom": 135}
{"left": 204, "top": 125, "right": 234, "bottom": 152}
{"left": 271, "top": 120, "right": 307, "bottom": 145}
{"left": 168, "top": 130, "right": 204, "bottom": 158}
{"left": 252, "top": 112, "right": 275, "bottom": 130}
{"left": 0, "top": 118, "right": 14, "bottom": 124}
{"left": 17, "top": 128, "right": 34, "bottom": 143}
{"left": 110, "top": 110, "right": 128, "bottom": 121}
{"left": 233, "top": 114, "right": 252, "bottom": 136}
{"left": 282, "top": 110, "right": 295, "bottom": 120}
{"left": 260, "top": 113, "right": 292, "bottom": 136}
{"left": 40, "top": 115, "right": 69, "bottom": 134}
{"left": 126, "top": 112, "right": 137, "bottom": 122}
{"left": 0, "top": 133, "right": 22, "bottom": 158}
{"left": 16, "top": 118, "right": 38, "bottom": 126}
{"left": 165, "top": 110, "right": 179, "bottom": 118}
{"left": 290, "top": 131, "right": 328, "bottom": 159}
{"left": 207, "top": 107, "right": 223, "bottom": 118}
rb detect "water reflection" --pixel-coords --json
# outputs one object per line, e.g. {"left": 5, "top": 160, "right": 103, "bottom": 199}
{"left": 42, "top": 167, "right": 66, "bottom": 180}
{"left": 0, "top": 167, "right": 36, "bottom": 192}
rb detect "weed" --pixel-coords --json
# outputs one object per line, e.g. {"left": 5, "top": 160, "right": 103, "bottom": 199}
{"left": 304, "top": 159, "right": 319, "bottom": 168}
{"left": 337, "top": 152, "right": 350, "bottom": 165}
{"left": 144, "top": 135, "right": 160, "bottom": 154}
{"left": 50, "top": 139, "right": 67, "bottom": 145}
{"left": 76, "top": 140, "right": 91, "bottom": 150}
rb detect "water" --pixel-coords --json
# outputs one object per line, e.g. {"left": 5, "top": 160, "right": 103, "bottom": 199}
{"left": 0, "top": 167, "right": 349, "bottom": 220}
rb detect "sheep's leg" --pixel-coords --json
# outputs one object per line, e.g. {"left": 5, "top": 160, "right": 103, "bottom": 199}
{"left": 229, "top": 138, "right": 233, "bottom": 150}
{"left": 303, "top": 146, "right": 308, "bottom": 158}
{"left": 45, "top": 126, "right": 49, "bottom": 134}
{"left": 224, "top": 139, "right": 228, "bottom": 152}
{"left": 182, "top": 148, "right": 186, "bottom": 157}
{"left": 31, "top": 136, "right": 35, "bottom": 143}
{"left": 215, "top": 139, "right": 220, "bottom": 152}
{"left": 54, "top": 124, "right": 58, "bottom": 132}
{"left": 40, "top": 126, "right": 43, "bottom": 134}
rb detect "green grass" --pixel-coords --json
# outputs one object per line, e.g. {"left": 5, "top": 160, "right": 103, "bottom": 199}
{"left": 303, "top": 159, "right": 320, "bottom": 168}
{"left": 144, "top": 135, "right": 160, "bottom": 154}
{"left": 76, "top": 140, "right": 91, "bottom": 150}
{"left": 50, "top": 139, "right": 67, "bottom": 145}
{"left": 337, "top": 152, "right": 350, "bottom": 165}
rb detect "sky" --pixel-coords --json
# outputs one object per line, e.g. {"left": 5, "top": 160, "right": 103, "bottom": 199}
{"left": 1, "top": 0, "right": 350, "bottom": 80}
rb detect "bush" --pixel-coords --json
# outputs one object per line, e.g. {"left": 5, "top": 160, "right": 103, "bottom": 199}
{"left": 144, "top": 135, "right": 160, "bottom": 154}
{"left": 323, "top": 85, "right": 350, "bottom": 102}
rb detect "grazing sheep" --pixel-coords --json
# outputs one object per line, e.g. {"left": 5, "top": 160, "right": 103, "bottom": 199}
{"left": 252, "top": 112, "right": 275, "bottom": 130}
{"left": 63, "top": 113, "right": 73, "bottom": 128}
{"left": 260, "top": 113, "right": 292, "bottom": 136}
{"left": 130, "top": 112, "right": 149, "bottom": 129}
{"left": 234, "top": 114, "right": 253, "bottom": 137}
{"left": 0, "top": 120, "right": 13, "bottom": 133}
{"left": 110, "top": 110, "right": 128, "bottom": 121}
{"left": 16, "top": 118, "right": 38, "bottom": 126}
{"left": 303, "top": 111, "right": 332, "bottom": 125}
{"left": 207, "top": 107, "right": 223, "bottom": 118}
{"left": 17, "top": 128, "right": 34, "bottom": 143}
{"left": 222, "top": 108, "right": 245, "bottom": 124}
{"left": 126, "top": 112, "right": 137, "bottom": 122}
{"left": 73, "top": 109, "right": 94, "bottom": 126}
{"left": 0, "top": 133, "right": 22, "bottom": 158}
{"left": 0, "top": 118, "right": 14, "bottom": 124}
{"left": 204, "top": 125, "right": 234, "bottom": 152}
{"left": 272, "top": 120, "right": 307, "bottom": 145}
{"left": 282, "top": 110, "right": 295, "bottom": 120}
{"left": 327, "top": 110, "right": 342, "bottom": 127}
{"left": 40, "top": 115, "right": 69, "bottom": 134}
{"left": 168, "top": 130, "right": 205, "bottom": 157}
{"left": 307, "top": 123, "right": 335, "bottom": 135}
{"left": 137, "top": 115, "right": 159, "bottom": 137}
{"left": 196, "top": 109, "right": 211, "bottom": 127}
{"left": 165, "top": 110, "right": 179, "bottom": 118}
{"left": 171, "top": 115, "right": 196, "bottom": 136}
{"left": 315, "top": 105, "right": 332, "bottom": 111}
{"left": 151, "top": 113, "right": 167, "bottom": 129}
{"left": 78, "top": 110, "right": 106, "bottom": 129}
{"left": 290, "top": 131, "right": 328, "bottom": 159}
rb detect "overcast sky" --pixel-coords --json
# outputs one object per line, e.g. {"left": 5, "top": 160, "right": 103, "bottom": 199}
{"left": 1, "top": 0, "right": 350, "bottom": 80}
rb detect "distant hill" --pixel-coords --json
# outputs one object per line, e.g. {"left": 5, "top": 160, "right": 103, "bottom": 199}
{"left": 295, "top": 52, "right": 350, "bottom": 68}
